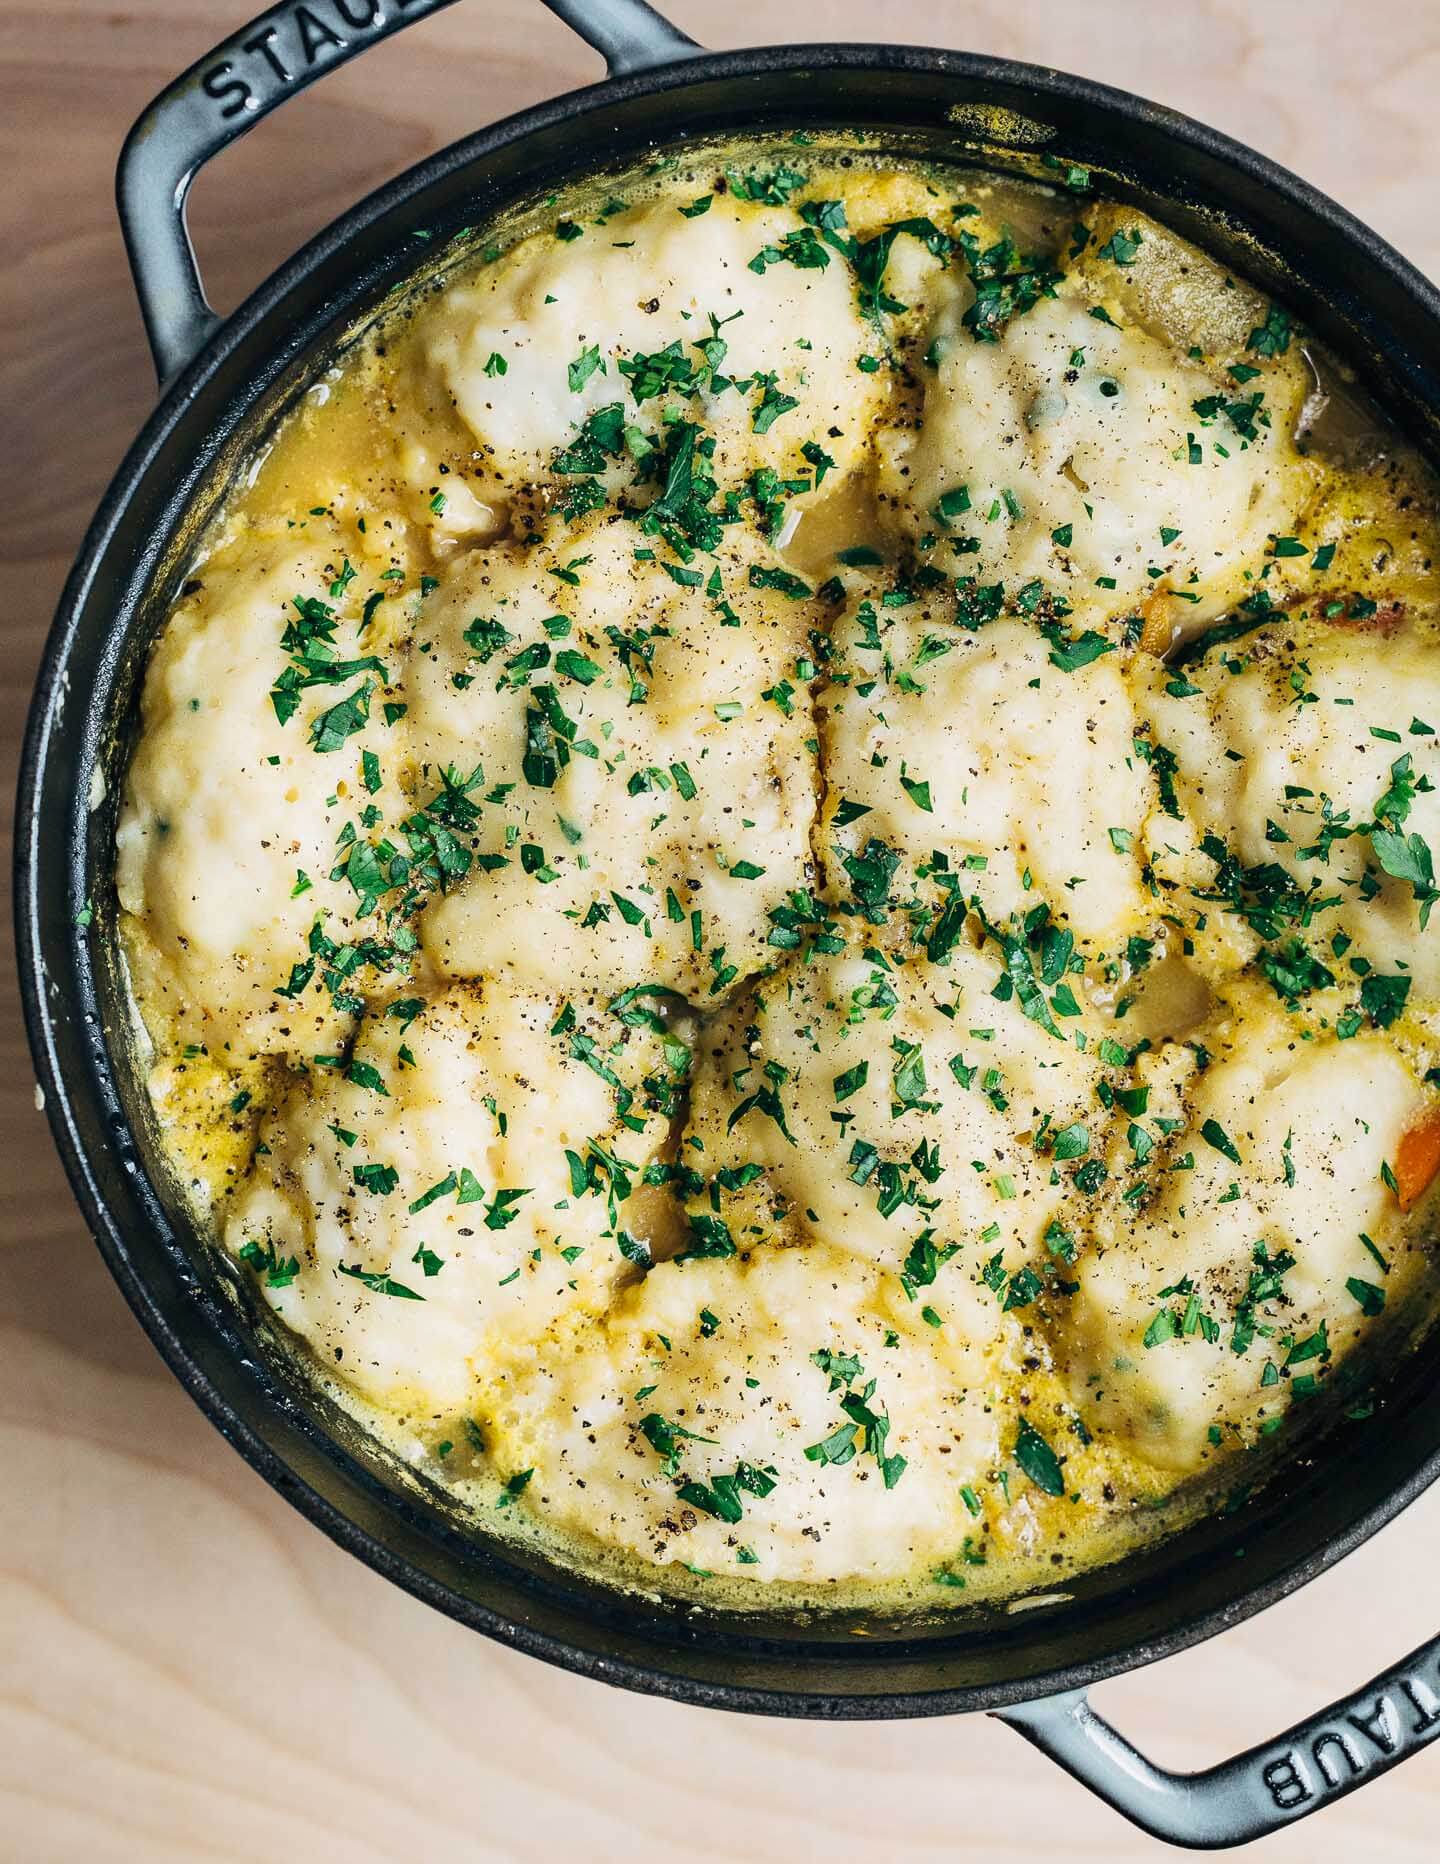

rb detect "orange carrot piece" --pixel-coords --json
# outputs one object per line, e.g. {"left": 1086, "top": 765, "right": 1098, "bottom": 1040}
{"left": 1394, "top": 1104, "right": 1440, "bottom": 1212}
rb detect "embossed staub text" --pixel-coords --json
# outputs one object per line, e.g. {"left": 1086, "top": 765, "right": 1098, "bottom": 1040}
{"left": 1259, "top": 1668, "right": 1440, "bottom": 1813}
{"left": 200, "top": 0, "right": 434, "bottom": 120}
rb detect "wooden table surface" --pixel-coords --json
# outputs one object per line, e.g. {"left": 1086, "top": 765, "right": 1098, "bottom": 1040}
{"left": 5, "top": 2, "right": 1440, "bottom": 1857}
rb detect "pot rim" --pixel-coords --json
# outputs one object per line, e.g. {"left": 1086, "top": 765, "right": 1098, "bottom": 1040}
{"left": 18, "top": 35, "right": 1440, "bottom": 1721}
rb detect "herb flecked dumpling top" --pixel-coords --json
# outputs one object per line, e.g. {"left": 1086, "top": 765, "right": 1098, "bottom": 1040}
{"left": 421, "top": 189, "right": 885, "bottom": 497}
{"left": 1058, "top": 1002, "right": 1424, "bottom": 1472}
{"left": 116, "top": 538, "right": 398, "bottom": 1059}
{"left": 471, "top": 1240, "right": 1009, "bottom": 1585}
{"left": 405, "top": 517, "right": 820, "bottom": 1001}
{"left": 879, "top": 207, "right": 1316, "bottom": 644}
{"left": 819, "top": 609, "right": 1156, "bottom": 953}
{"left": 1141, "top": 613, "right": 1440, "bottom": 1000}
{"left": 117, "top": 149, "right": 1440, "bottom": 1608}
{"left": 225, "top": 984, "right": 684, "bottom": 1411}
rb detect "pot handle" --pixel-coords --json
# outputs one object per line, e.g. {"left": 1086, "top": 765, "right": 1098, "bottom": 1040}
{"left": 994, "top": 1628, "right": 1440, "bottom": 1847}
{"left": 116, "top": 0, "right": 700, "bottom": 386}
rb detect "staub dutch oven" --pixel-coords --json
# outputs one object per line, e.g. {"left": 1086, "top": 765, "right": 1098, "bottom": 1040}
{"left": 18, "top": 0, "right": 1440, "bottom": 1844}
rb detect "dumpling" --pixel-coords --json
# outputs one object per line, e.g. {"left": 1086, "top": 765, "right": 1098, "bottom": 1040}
{"left": 819, "top": 609, "right": 1157, "bottom": 953}
{"left": 1141, "top": 613, "right": 1440, "bottom": 1001}
{"left": 472, "top": 1241, "right": 1007, "bottom": 1584}
{"left": 1057, "top": 1003, "right": 1423, "bottom": 1472}
{"left": 225, "top": 985, "right": 682, "bottom": 1412}
{"left": 878, "top": 207, "right": 1315, "bottom": 639}
{"left": 116, "top": 540, "right": 406, "bottom": 1058}
{"left": 679, "top": 934, "right": 1104, "bottom": 1295}
{"left": 421, "top": 191, "right": 881, "bottom": 497}
{"left": 406, "top": 517, "right": 820, "bottom": 1001}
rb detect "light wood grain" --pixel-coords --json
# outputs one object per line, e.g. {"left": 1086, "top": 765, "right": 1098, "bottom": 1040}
{"left": 4, "top": 3, "right": 1440, "bottom": 1858}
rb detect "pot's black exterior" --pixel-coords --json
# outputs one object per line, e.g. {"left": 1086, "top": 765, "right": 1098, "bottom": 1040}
{"left": 18, "top": 21, "right": 1440, "bottom": 1763}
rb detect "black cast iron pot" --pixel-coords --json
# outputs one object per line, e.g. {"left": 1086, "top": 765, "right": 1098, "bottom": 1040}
{"left": 18, "top": 0, "right": 1440, "bottom": 1844}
